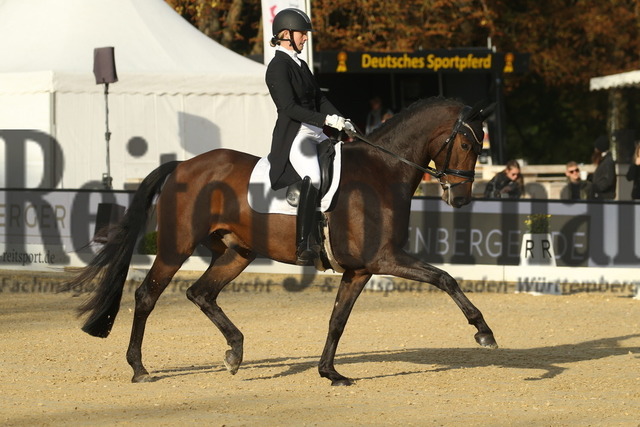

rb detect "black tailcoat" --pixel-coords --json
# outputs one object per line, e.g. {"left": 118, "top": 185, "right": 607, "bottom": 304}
{"left": 265, "top": 50, "right": 341, "bottom": 190}
{"left": 592, "top": 152, "right": 616, "bottom": 199}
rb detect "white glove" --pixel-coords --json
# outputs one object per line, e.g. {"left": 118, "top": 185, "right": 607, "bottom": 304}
{"left": 325, "top": 114, "right": 347, "bottom": 131}
{"left": 344, "top": 120, "right": 356, "bottom": 133}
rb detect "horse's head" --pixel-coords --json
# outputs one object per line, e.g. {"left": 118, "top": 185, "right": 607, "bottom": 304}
{"left": 430, "top": 102, "right": 493, "bottom": 208}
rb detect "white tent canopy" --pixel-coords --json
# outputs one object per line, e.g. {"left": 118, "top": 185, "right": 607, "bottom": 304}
{"left": 0, "top": 0, "right": 275, "bottom": 189}
{"left": 589, "top": 70, "right": 640, "bottom": 91}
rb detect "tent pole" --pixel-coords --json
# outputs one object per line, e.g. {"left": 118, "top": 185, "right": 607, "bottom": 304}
{"left": 103, "top": 82, "right": 112, "bottom": 190}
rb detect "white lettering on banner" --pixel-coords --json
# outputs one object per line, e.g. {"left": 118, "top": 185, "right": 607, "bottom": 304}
{"left": 469, "top": 228, "right": 483, "bottom": 256}
{"left": 485, "top": 229, "right": 503, "bottom": 257}
{"left": 411, "top": 226, "right": 522, "bottom": 259}
{"left": 414, "top": 227, "right": 448, "bottom": 254}
{"left": 508, "top": 230, "right": 521, "bottom": 258}
{"left": 436, "top": 228, "right": 448, "bottom": 254}
{"left": 0, "top": 203, "right": 66, "bottom": 230}
{"left": 409, "top": 225, "right": 588, "bottom": 263}
{"left": 453, "top": 228, "right": 466, "bottom": 256}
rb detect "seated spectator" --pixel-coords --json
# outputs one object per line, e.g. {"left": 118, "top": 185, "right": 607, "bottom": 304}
{"left": 484, "top": 159, "right": 524, "bottom": 199}
{"left": 560, "top": 161, "right": 593, "bottom": 200}
{"left": 365, "top": 96, "right": 393, "bottom": 135}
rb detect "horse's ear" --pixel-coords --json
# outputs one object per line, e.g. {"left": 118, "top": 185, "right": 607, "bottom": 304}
{"left": 478, "top": 102, "right": 496, "bottom": 121}
{"left": 465, "top": 100, "right": 495, "bottom": 122}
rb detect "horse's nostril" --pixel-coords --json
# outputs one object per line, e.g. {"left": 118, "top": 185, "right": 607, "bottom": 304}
{"left": 451, "top": 196, "right": 470, "bottom": 207}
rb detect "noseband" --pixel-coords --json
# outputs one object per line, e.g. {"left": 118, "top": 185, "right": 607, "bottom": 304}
{"left": 346, "top": 105, "right": 482, "bottom": 190}
{"left": 430, "top": 105, "right": 482, "bottom": 189}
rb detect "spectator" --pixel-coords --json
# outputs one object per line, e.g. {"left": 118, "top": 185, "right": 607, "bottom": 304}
{"left": 589, "top": 135, "right": 616, "bottom": 200}
{"left": 365, "top": 96, "right": 393, "bottom": 135}
{"left": 626, "top": 142, "right": 640, "bottom": 200}
{"left": 484, "top": 159, "right": 524, "bottom": 199}
{"left": 560, "top": 161, "right": 593, "bottom": 200}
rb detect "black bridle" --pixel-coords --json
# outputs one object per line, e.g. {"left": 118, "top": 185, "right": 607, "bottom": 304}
{"left": 345, "top": 106, "right": 483, "bottom": 190}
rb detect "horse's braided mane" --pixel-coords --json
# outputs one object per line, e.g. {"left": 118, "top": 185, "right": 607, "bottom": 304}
{"left": 369, "top": 96, "right": 462, "bottom": 139}
{"left": 398, "top": 96, "right": 461, "bottom": 121}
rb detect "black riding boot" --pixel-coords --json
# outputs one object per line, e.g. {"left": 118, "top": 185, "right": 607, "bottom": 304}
{"left": 295, "top": 176, "right": 320, "bottom": 266}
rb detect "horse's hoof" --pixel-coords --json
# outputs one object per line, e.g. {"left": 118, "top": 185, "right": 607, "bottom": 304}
{"left": 475, "top": 332, "right": 498, "bottom": 349}
{"left": 224, "top": 349, "right": 242, "bottom": 375}
{"left": 131, "top": 372, "right": 153, "bottom": 383}
{"left": 331, "top": 377, "right": 355, "bottom": 386}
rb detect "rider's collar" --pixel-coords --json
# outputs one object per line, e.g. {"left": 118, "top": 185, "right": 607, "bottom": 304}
{"left": 276, "top": 45, "right": 301, "bottom": 66}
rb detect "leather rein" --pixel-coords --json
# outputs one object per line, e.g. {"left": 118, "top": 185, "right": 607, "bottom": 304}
{"left": 345, "top": 106, "right": 482, "bottom": 190}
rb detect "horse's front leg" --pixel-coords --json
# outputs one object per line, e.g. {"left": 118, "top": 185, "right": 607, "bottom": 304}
{"left": 374, "top": 250, "right": 498, "bottom": 349}
{"left": 318, "top": 269, "right": 372, "bottom": 386}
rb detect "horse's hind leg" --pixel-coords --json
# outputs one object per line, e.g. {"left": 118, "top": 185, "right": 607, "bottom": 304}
{"left": 126, "top": 256, "right": 186, "bottom": 383}
{"left": 186, "top": 240, "right": 255, "bottom": 376}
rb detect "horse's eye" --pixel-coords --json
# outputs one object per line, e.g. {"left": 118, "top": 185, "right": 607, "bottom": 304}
{"left": 461, "top": 143, "right": 470, "bottom": 151}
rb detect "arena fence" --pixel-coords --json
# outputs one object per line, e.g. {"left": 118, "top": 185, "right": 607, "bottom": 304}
{"left": 1, "top": 189, "right": 638, "bottom": 297}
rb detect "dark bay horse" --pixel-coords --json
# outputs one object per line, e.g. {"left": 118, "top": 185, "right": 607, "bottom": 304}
{"left": 71, "top": 97, "right": 498, "bottom": 386}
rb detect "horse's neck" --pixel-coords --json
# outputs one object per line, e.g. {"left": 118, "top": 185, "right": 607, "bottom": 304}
{"left": 371, "top": 116, "right": 438, "bottom": 182}
{"left": 346, "top": 133, "right": 430, "bottom": 200}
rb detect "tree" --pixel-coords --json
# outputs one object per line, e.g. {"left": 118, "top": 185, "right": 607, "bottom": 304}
{"left": 494, "top": 0, "right": 640, "bottom": 86}
{"left": 488, "top": 0, "right": 640, "bottom": 163}
{"left": 312, "top": 0, "right": 493, "bottom": 51}
{"left": 165, "top": 0, "right": 639, "bottom": 87}
{"left": 166, "top": 0, "right": 640, "bottom": 164}
{"left": 165, "top": 0, "right": 262, "bottom": 54}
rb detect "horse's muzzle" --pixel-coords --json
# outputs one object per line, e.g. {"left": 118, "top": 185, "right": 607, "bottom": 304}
{"left": 442, "top": 189, "right": 471, "bottom": 208}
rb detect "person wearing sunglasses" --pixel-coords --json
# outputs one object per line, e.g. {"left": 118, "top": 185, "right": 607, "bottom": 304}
{"left": 484, "top": 159, "right": 524, "bottom": 199}
{"left": 560, "top": 161, "right": 593, "bottom": 201}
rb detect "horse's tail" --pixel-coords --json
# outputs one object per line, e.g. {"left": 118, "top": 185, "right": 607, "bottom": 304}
{"left": 72, "top": 160, "right": 181, "bottom": 338}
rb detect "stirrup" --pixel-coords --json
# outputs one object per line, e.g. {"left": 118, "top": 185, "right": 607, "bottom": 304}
{"left": 296, "top": 240, "right": 320, "bottom": 265}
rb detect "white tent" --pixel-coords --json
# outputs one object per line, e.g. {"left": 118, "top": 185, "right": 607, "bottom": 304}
{"left": 589, "top": 70, "right": 640, "bottom": 91}
{"left": 0, "top": 0, "right": 275, "bottom": 189}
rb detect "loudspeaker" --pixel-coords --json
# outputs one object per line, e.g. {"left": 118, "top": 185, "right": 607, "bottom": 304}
{"left": 93, "top": 47, "right": 118, "bottom": 84}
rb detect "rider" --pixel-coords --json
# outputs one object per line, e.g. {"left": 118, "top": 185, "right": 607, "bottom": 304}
{"left": 266, "top": 7, "right": 353, "bottom": 265}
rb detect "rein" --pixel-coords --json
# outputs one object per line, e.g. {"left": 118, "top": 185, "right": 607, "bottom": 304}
{"left": 345, "top": 106, "right": 481, "bottom": 189}
{"left": 345, "top": 128, "right": 444, "bottom": 179}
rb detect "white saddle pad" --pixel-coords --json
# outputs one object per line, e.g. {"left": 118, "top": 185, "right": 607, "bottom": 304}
{"left": 247, "top": 142, "right": 343, "bottom": 215}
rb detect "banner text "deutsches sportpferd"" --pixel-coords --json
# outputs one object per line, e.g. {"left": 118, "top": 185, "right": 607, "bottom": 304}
{"left": 360, "top": 53, "right": 492, "bottom": 72}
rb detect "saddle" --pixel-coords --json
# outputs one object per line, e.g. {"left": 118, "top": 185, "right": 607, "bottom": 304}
{"left": 245, "top": 139, "right": 343, "bottom": 271}
{"left": 286, "top": 139, "right": 337, "bottom": 207}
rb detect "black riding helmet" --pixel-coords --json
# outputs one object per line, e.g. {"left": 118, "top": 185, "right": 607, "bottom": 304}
{"left": 271, "top": 8, "right": 312, "bottom": 54}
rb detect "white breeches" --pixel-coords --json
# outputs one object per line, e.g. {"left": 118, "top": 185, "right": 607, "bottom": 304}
{"left": 289, "top": 123, "right": 329, "bottom": 188}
